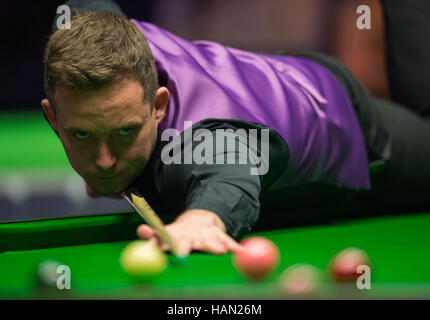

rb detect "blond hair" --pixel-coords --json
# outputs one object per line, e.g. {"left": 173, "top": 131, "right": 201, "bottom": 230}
{"left": 44, "top": 11, "right": 158, "bottom": 110}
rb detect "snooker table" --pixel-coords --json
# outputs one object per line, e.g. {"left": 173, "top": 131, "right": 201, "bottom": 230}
{"left": 1, "top": 210, "right": 430, "bottom": 300}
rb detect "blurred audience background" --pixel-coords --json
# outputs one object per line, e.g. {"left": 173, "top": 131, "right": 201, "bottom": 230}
{"left": 0, "top": 0, "right": 389, "bottom": 112}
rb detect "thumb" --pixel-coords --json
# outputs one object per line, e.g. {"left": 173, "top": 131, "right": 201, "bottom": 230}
{"left": 137, "top": 224, "right": 156, "bottom": 240}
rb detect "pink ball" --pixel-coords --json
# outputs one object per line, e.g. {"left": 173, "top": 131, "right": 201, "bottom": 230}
{"left": 233, "top": 237, "right": 280, "bottom": 280}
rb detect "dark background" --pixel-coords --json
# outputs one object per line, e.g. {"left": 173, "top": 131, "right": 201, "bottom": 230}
{"left": 0, "top": 1, "right": 157, "bottom": 112}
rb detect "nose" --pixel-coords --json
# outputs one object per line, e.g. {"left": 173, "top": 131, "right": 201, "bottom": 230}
{"left": 95, "top": 142, "right": 117, "bottom": 172}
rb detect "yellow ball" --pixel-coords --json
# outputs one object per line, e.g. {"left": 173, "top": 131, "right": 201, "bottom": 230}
{"left": 120, "top": 240, "right": 167, "bottom": 277}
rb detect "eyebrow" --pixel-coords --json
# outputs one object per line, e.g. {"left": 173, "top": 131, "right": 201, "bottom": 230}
{"left": 64, "top": 121, "right": 144, "bottom": 133}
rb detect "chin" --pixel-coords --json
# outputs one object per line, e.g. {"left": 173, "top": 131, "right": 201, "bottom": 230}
{"left": 86, "top": 172, "right": 137, "bottom": 196}
{"left": 94, "top": 188, "right": 121, "bottom": 197}
{"left": 101, "top": 190, "right": 123, "bottom": 197}
{"left": 91, "top": 182, "right": 126, "bottom": 197}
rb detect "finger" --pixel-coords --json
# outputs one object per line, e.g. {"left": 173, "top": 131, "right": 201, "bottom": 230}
{"left": 147, "top": 237, "right": 159, "bottom": 246}
{"left": 144, "top": 225, "right": 176, "bottom": 252}
{"left": 176, "top": 239, "right": 192, "bottom": 257}
{"left": 201, "top": 236, "right": 228, "bottom": 255}
{"left": 146, "top": 238, "right": 170, "bottom": 252}
{"left": 191, "top": 237, "right": 204, "bottom": 252}
{"left": 137, "top": 226, "right": 169, "bottom": 251}
{"left": 219, "top": 233, "right": 244, "bottom": 254}
{"left": 160, "top": 242, "right": 170, "bottom": 252}
{"left": 136, "top": 224, "right": 156, "bottom": 240}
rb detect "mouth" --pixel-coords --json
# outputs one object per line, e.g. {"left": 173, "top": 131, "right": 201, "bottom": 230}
{"left": 95, "top": 172, "right": 124, "bottom": 179}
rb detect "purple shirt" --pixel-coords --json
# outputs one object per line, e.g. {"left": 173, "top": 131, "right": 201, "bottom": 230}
{"left": 131, "top": 20, "right": 371, "bottom": 190}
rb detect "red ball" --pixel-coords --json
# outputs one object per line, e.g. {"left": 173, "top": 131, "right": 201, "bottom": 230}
{"left": 233, "top": 237, "right": 280, "bottom": 281}
{"left": 279, "top": 264, "right": 320, "bottom": 296}
{"left": 330, "top": 247, "right": 371, "bottom": 282}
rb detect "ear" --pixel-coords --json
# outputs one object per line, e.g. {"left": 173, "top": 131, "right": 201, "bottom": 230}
{"left": 153, "top": 87, "right": 169, "bottom": 126}
{"left": 41, "top": 98, "right": 58, "bottom": 131}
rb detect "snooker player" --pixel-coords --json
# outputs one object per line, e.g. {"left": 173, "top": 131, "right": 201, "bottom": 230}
{"left": 41, "top": 0, "right": 430, "bottom": 255}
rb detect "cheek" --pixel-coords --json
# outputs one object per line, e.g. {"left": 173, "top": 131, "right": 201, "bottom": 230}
{"left": 129, "top": 138, "right": 151, "bottom": 162}
{"left": 129, "top": 128, "right": 156, "bottom": 163}
{"left": 59, "top": 136, "right": 90, "bottom": 172}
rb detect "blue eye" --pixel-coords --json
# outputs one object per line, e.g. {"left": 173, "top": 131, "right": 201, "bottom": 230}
{"left": 118, "top": 128, "right": 133, "bottom": 136}
{"left": 74, "top": 132, "right": 90, "bottom": 140}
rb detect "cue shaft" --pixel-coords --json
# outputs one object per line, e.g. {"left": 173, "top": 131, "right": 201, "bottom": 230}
{"left": 122, "top": 192, "right": 181, "bottom": 257}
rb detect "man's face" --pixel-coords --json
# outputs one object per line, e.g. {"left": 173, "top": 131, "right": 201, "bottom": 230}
{"left": 43, "top": 79, "right": 168, "bottom": 196}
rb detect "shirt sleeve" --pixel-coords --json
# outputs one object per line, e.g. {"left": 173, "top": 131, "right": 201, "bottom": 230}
{"left": 160, "top": 127, "right": 262, "bottom": 239}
